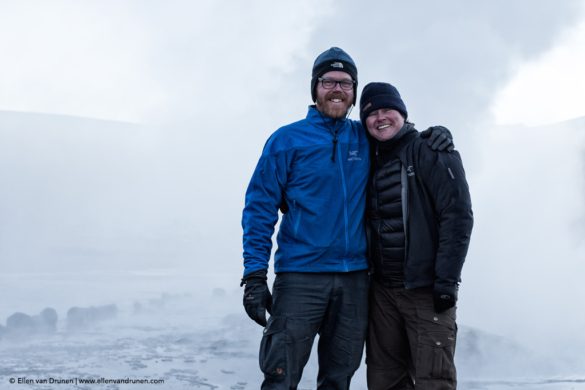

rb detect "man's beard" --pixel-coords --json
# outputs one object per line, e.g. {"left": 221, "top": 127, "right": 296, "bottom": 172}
{"left": 316, "top": 91, "right": 352, "bottom": 119}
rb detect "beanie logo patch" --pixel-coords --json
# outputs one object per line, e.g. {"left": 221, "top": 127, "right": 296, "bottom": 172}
{"left": 330, "top": 62, "right": 344, "bottom": 69}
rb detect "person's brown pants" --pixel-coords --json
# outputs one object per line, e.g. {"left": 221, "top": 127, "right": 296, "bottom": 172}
{"left": 366, "top": 280, "right": 457, "bottom": 390}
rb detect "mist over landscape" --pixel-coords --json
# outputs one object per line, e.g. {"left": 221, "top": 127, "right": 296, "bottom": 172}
{"left": 1, "top": 0, "right": 585, "bottom": 388}
{"left": 1, "top": 110, "right": 583, "bottom": 388}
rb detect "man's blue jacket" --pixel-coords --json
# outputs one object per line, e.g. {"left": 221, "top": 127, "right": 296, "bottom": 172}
{"left": 242, "top": 106, "right": 369, "bottom": 277}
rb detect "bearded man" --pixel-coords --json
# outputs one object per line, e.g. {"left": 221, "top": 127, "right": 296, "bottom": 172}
{"left": 241, "top": 47, "right": 453, "bottom": 389}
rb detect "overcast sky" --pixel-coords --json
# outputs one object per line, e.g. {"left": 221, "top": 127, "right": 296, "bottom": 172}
{"left": 1, "top": 1, "right": 584, "bottom": 126}
{"left": 1, "top": 1, "right": 585, "bottom": 352}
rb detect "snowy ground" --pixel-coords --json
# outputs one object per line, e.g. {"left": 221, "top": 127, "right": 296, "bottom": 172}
{"left": 1, "top": 271, "right": 583, "bottom": 390}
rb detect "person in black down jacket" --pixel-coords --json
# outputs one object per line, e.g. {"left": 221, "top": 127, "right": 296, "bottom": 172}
{"left": 359, "top": 82, "right": 473, "bottom": 390}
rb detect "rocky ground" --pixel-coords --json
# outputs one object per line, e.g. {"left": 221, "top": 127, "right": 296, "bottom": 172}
{"left": 1, "top": 272, "right": 583, "bottom": 389}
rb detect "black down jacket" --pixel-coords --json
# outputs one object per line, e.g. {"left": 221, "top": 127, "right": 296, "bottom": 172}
{"left": 367, "top": 123, "right": 473, "bottom": 295}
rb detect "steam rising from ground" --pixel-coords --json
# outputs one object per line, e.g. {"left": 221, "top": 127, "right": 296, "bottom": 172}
{"left": 461, "top": 118, "right": 585, "bottom": 368}
{"left": 1, "top": 271, "right": 584, "bottom": 389}
{"left": 1, "top": 111, "right": 584, "bottom": 385}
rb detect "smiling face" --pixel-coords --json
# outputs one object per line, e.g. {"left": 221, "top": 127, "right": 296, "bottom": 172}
{"left": 365, "top": 108, "right": 405, "bottom": 142}
{"left": 315, "top": 71, "right": 354, "bottom": 119}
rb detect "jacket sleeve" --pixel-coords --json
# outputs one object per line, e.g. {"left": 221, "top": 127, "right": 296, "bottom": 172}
{"left": 242, "top": 138, "right": 289, "bottom": 278}
{"left": 420, "top": 148, "right": 473, "bottom": 293}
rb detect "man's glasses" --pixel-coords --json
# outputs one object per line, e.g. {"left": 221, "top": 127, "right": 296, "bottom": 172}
{"left": 318, "top": 77, "right": 355, "bottom": 91}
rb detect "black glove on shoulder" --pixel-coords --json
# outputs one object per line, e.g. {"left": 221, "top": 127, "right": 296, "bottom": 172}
{"left": 433, "top": 286, "right": 457, "bottom": 313}
{"left": 241, "top": 270, "right": 272, "bottom": 327}
{"left": 420, "top": 125, "right": 455, "bottom": 152}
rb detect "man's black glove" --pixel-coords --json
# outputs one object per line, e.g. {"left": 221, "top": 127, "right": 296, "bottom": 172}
{"left": 241, "top": 270, "right": 272, "bottom": 327}
{"left": 433, "top": 287, "right": 457, "bottom": 313}
{"left": 420, "top": 126, "right": 454, "bottom": 152}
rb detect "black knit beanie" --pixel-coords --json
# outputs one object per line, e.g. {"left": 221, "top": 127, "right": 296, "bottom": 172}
{"left": 311, "top": 47, "right": 358, "bottom": 104}
{"left": 359, "top": 82, "right": 408, "bottom": 125}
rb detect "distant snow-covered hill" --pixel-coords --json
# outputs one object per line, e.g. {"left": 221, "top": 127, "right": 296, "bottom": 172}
{"left": 0, "top": 110, "right": 214, "bottom": 272}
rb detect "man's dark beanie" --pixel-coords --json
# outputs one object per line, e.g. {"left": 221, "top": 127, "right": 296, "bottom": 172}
{"left": 311, "top": 47, "right": 358, "bottom": 104}
{"left": 359, "top": 82, "right": 408, "bottom": 125}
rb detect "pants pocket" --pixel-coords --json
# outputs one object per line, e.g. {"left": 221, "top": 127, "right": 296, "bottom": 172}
{"left": 259, "top": 316, "right": 288, "bottom": 381}
{"left": 417, "top": 330, "right": 457, "bottom": 380}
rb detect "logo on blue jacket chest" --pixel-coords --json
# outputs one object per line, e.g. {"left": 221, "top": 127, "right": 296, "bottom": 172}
{"left": 347, "top": 150, "right": 362, "bottom": 161}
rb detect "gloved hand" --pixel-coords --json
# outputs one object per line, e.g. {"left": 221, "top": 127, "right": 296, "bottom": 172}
{"left": 241, "top": 270, "right": 272, "bottom": 326}
{"left": 420, "top": 126, "right": 454, "bottom": 152}
{"left": 433, "top": 287, "right": 457, "bottom": 313}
